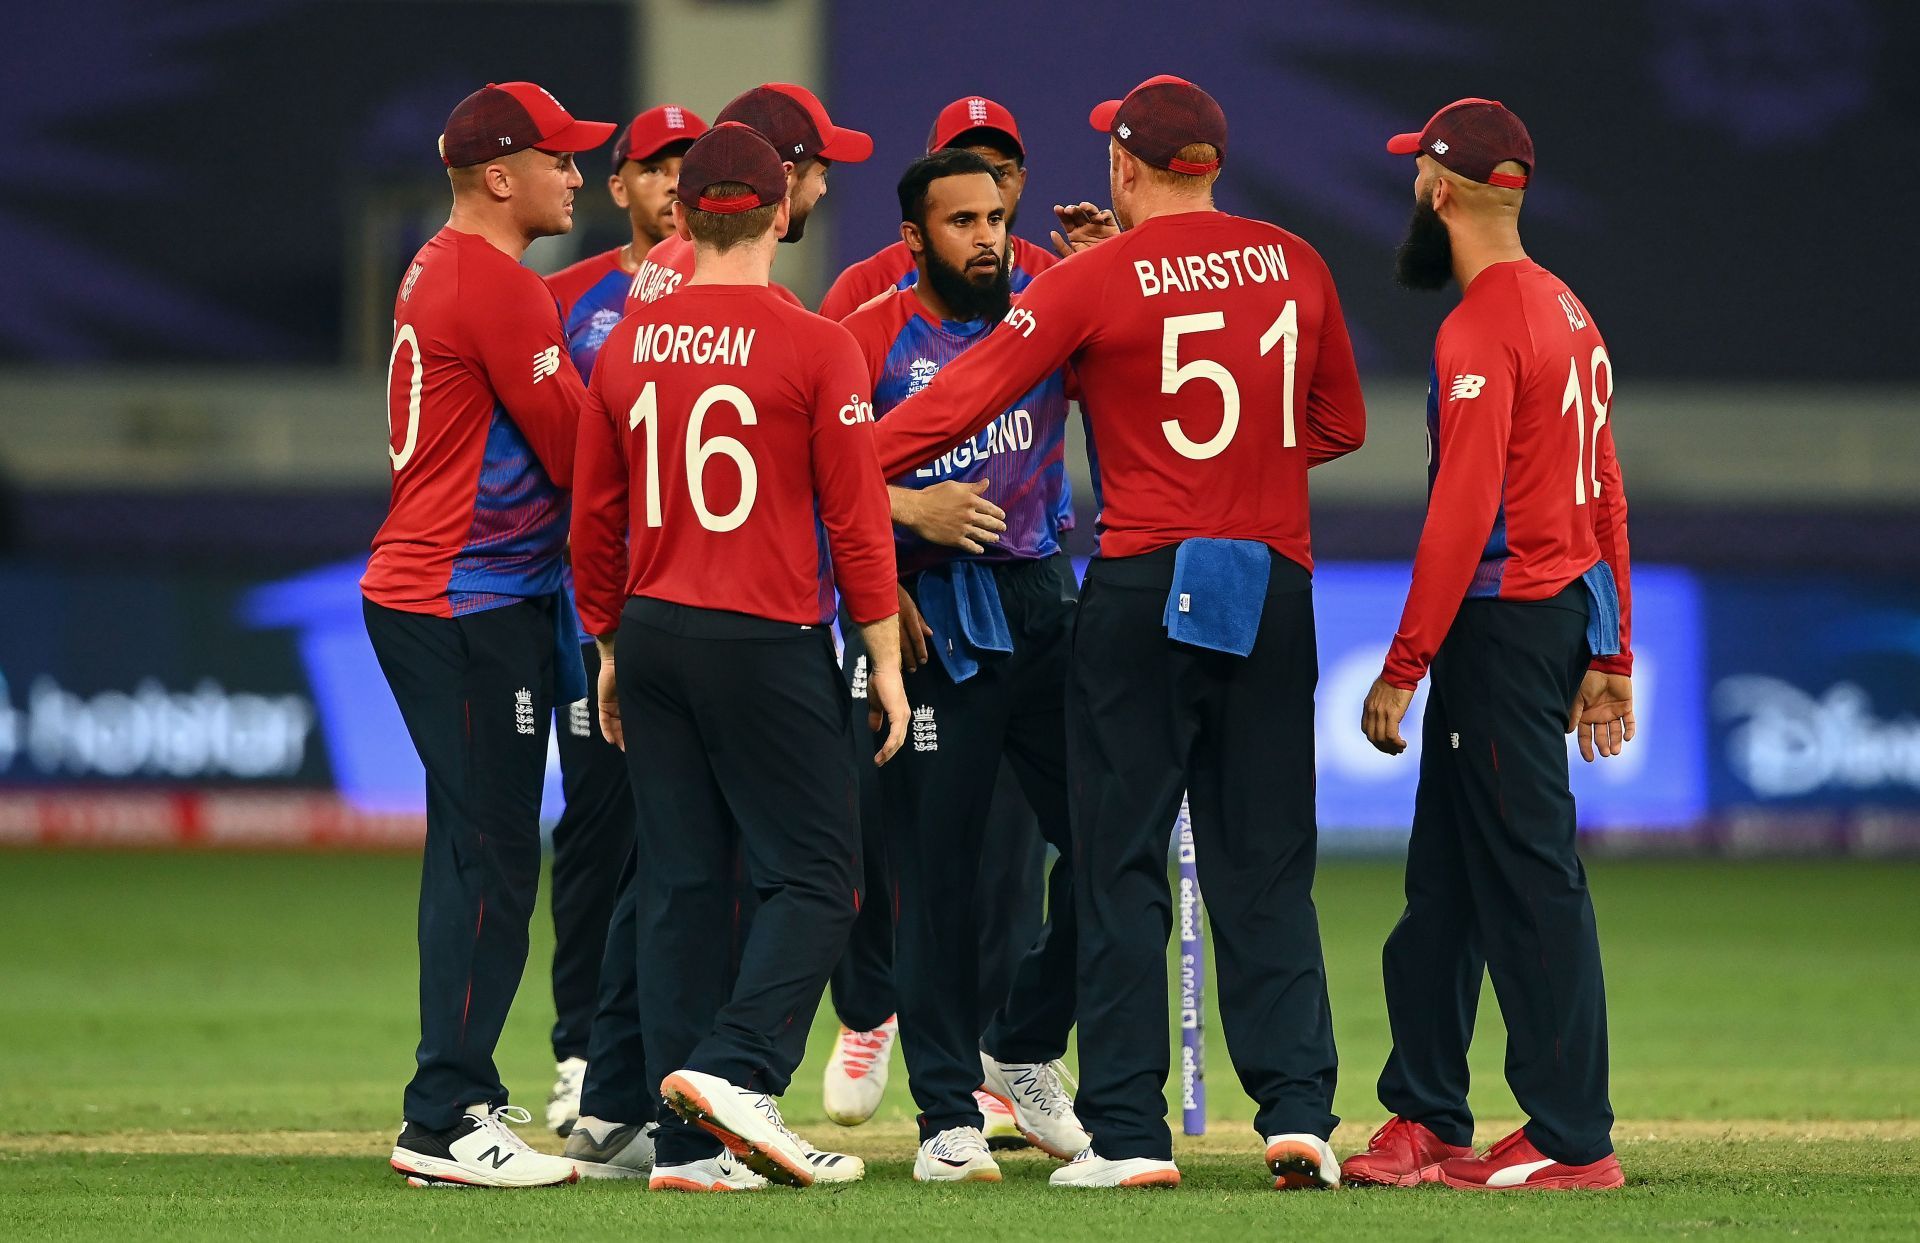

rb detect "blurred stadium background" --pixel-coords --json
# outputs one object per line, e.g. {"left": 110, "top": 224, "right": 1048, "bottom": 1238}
{"left": 2, "top": 3, "right": 1918, "bottom": 1234}
{"left": 3, "top": 0, "right": 1915, "bottom": 855}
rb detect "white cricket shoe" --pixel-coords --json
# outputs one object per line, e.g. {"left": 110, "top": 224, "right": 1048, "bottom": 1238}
{"left": 1048, "top": 1147, "right": 1181, "bottom": 1189}
{"left": 1264, "top": 1132, "right": 1341, "bottom": 1190}
{"left": 660, "top": 1069, "right": 813, "bottom": 1187}
{"left": 563, "top": 1117, "right": 655, "bottom": 1179}
{"left": 390, "top": 1104, "right": 579, "bottom": 1188}
{"left": 914, "top": 1126, "right": 1002, "bottom": 1183}
{"left": 976, "top": 1089, "right": 1029, "bottom": 1150}
{"left": 650, "top": 1152, "right": 769, "bottom": 1193}
{"left": 979, "top": 1054, "right": 1090, "bottom": 1159}
{"left": 546, "top": 1056, "right": 587, "bottom": 1136}
{"left": 822, "top": 1016, "right": 897, "bottom": 1126}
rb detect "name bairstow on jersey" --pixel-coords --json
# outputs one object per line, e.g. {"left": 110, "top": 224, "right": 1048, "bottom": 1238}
{"left": 1134, "top": 241, "right": 1291, "bottom": 298}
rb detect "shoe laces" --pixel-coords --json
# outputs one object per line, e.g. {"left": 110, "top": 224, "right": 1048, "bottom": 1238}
{"left": 473, "top": 1105, "right": 538, "bottom": 1152}
{"left": 1008, "top": 1060, "right": 1074, "bottom": 1117}
{"left": 1368, "top": 1115, "right": 1416, "bottom": 1152}
{"left": 751, "top": 1092, "right": 805, "bottom": 1148}
{"left": 835, "top": 1026, "right": 890, "bottom": 1080}
{"left": 927, "top": 1126, "right": 990, "bottom": 1162}
{"left": 1486, "top": 1129, "right": 1531, "bottom": 1159}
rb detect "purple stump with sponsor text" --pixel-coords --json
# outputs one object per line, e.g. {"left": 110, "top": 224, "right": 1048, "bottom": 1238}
{"left": 1175, "top": 795, "right": 1206, "bottom": 1135}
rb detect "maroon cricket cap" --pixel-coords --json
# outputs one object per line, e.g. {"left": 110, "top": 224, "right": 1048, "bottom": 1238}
{"left": 714, "top": 83, "right": 873, "bottom": 164}
{"left": 925, "top": 95, "right": 1024, "bottom": 157}
{"left": 439, "top": 81, "right": 617, "bottom": 168}
{"left": 611, "top": 103, "right": 709, "bottom": 174}
{"left": 1386, "top": 98, "right": 1533, "bottom": 188}
{"left": 678, "top": 123, "right": 788, "bottom": 214}
{"left": 1088, "top": 74, "right": 1227, "bottom": 175}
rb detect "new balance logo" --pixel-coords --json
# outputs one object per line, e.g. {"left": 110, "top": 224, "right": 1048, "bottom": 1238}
{"left": 477, "top": 1145, "right": 514, "bottom": 1170}
{"left": 1431, "top": 139, "right": 1450, "bottom": 154}
{"left": 1117, "top": 123, "right": 1132, "bottom": 139}
{"left": 532, "top": 345, "right": 561, "bottom": 384}
{"left": 1448, "top": 374, "right": 1487, "bottom": 400}
{"left": 968, "top": 97, "right": 989, "bottom": 124}
{"left": 912, "top": 705, "right": 938, "bottom": 752}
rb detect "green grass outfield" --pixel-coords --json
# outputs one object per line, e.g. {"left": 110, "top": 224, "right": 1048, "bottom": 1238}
{"left": 1, "top": 852, "right": 1915, "bottom": 1239}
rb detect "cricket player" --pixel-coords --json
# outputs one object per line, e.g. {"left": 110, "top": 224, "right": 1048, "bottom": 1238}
{"left": 869, "top": 75, "right": 1367, "bottom": 1190}
{"left": 1349, "top": 99, "right": 1633, "bottom": 1192}
{"left": 563, "top": 80, "right": 879, "bottom": 1179}
{"left": 622, "top": 83, "right": 867, "bottom": 314}
{"left": 841, "top": 148, "right": 1091, "bottom": 1181}
{"left": 571, "top": 122, "right": 908, "bottom": 1192}
{"left": 367, "top": 81, "right": 614, "bottom": 1189}
{"left": 816, "top": 95, "right": 1057, "bottom": 1146}
{"left": 819, "top": 96, "right": 1058, "bottom": 319}
{"left": 540, "top": 101, "right": 707, "bottom": 1139}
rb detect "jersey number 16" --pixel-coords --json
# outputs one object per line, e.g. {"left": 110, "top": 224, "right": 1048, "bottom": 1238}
{"left": 629, "top": 381, "right": 759, "bottom": 532}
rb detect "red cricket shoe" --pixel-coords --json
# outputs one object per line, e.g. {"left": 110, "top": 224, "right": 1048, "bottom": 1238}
{"left": 1342, "top": 1116, "right": 1474, "bottom": 1187}
{"left": 1437, "top": 1128, "right": 1624, "bottom": 1191}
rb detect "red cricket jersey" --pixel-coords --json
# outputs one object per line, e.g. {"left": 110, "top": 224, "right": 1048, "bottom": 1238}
{"left": 1380, "top": 258, "right": 1633, "bottom": 689}
{"left": 363, "top": 227, "right": 584, "bottom": 617}
{"left": 869, "top": 210, "right": 1366, "bottom": 566}
{"left": 818, "top": 235, "right": 1057, "bottom": 321}
{"left": 571, "top": 283, "right": 897, "bottom": 633}
{"left": 623, "top": 236, "right": 807, "bottom": 313}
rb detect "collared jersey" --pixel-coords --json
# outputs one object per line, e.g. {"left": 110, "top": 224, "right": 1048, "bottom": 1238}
{"left": 869, "top": 210, "right": 1366, "bottom": 568}
{"left": 363, "top": 227, "right": 582, "bottom": 616}
{"left": 1381, "top": 258, "right": 1634, "bottom": 688}
{"left": 842, "top": 287, "right": 1069, "bottom": 576}
{"left": 570, "top": 284, "right": 896, "bottom": 633}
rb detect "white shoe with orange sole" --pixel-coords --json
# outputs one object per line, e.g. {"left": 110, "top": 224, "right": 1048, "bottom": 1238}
{"left": 661, "top": 1069, "right": 814, "bottom": 1187}
{"left": 649, "top": 1152, "right": 768, "bottom": 1192}
{"left": 1048, "top": 1148, "right": 1181, "bottom": 1189}
{"left": 1264, "top": 1132, "right": 1340, "bottom": 1190}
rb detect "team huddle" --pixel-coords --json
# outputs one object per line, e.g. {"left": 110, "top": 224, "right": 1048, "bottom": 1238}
{"left": 365, "top": 74, "right": 1638, "bottom": 1195}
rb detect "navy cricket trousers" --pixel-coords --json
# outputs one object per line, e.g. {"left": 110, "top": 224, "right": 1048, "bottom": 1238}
{"left": 1068, "top": 547, "right": 1338, "bottom": 1161}
{"left": 1376, "top": 584, "right": 1615, "bottom": 1166}
{"left": 364, "top": 595, "right": 554, "bottom": 1131}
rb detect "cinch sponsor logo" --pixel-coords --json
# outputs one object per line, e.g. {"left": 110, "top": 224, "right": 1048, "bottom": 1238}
{"left": 838, "top": 393, "right": 875, "bottom": 426}
{"left": 1003, "top": 306, "right": 1037, "bottom": 338}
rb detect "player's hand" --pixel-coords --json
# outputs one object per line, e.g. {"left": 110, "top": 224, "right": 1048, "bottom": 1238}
{"left": 1050, "top": 201, "right": 1119, "bottom": 257}
{"left": 596, "top": 653, "right": 623, "bottom": 752}
{"left": 867, "top": 663, "right": 910, "bottom": 766}
{"left": 897, "top": 583, "right": 932, "bottom": 673}
{"left": 1567, "top": 671, "right": 1635, "bottom": 761}
{"left": 1362, "top": 677, "right": 1414, "bottom": 756}
{"left": 893, "top": 479, "right": 1005, "bottom": 553}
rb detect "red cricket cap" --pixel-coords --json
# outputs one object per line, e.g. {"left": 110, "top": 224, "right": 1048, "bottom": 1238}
{"left": 611, "top": 103, "right": 709, "bottom": 174}
{"left": 1088, "top": 74, "right": 1227, "bottom": 175}
{"left": 715, "top": 83, "right": 872, "bottom": 164}
{"left": 439, "top": 81, "right": 617, "bottom": 168}
{"left": 678, "top": 122, "right": 789, "bottom": 214}
{"left": 925, "top": 95, "right": 1024, "bottom": 157}
{"left": 1386, "top": 98, "right": 1533, "bottom": 188}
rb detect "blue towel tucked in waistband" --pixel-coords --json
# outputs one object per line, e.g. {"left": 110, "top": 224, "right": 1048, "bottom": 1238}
{"left": 1162, "top": 538, "right": 1271, "bottom": 657}
{"left": 553, "top": 585, "right": 590, "bottom": 704}
{"left": 916, "top": 560, "right": 1013, "bottom": 683}
{"left": 1580, "top": 560, "right": 1622, "bottom": 659}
